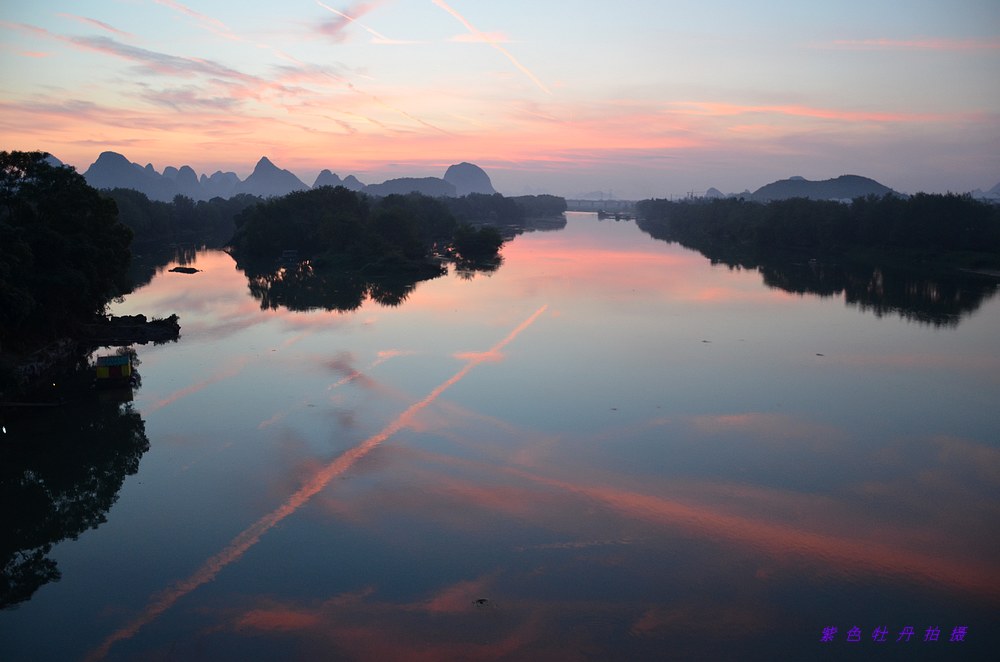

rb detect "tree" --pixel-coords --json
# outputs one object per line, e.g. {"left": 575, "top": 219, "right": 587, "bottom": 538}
{"left": 0, "top": 151, "right": 132, "bottom": 350}
{"left": 449, "top": 224, "right": 505, "bottom": 261}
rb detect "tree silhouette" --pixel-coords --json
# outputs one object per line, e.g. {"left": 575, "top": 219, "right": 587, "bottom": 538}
{"left": 1, "top": 151, "right": 132, "bottom": 351}
{"left": 1, "top": 386, "right": 150, "bottom": 608}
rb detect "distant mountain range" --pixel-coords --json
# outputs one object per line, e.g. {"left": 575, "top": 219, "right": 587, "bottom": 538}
{"left": 971, "top": 180, "right": 1000, "bottom": 202}
{"left": 76, "top": 151, "right": 497, "bottom": 202}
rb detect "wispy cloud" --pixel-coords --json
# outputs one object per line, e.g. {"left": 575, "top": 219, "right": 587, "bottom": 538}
{"left": 431, "top": 0, "right": 550, "bottom": 94}
{"left": 57, "top": 13, "right": 135, "bottom": 39}
{"left": 154, "top": 0, "right": 233, "bottom": 37}
{"left": 139, "top": 85, "right": 241, "bottom": 111}
{"left": 315, "top": 0, "right": 415, "bottom": 44}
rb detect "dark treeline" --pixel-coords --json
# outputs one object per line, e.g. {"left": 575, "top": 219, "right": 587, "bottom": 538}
{"left": 440, "top": 193, "right": 567, "bottom": 225}
{"left": 106, "top": 188, "right": 568, "bottom": 249}
{"left": 635, "top": 193, "right": 1000, "bottom": 325}
{"left": 230, "top": 186, "right": 508, "bottom": 270}
{"left": 230, "top": 186, "right": 509, "bottom": 312}
{"left": 636, "top": 194, "right": 1000, "bottom": 264}
{"left": 512, "top": 194, "right": 569, "bottom": 218}
{"left": 1, "top": 151, "right": 132, "bottom": 355}
{"left": 104, "top": 188, "right": 260, "bottom": 246}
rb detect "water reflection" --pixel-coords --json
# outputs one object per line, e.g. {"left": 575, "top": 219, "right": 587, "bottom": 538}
{"left": 237, "top": 257, "right": 511, "bottom": 312}
{"left": 754, "top": 257, "right": 999, "bottom": 326}
{"left": 85, "top": 305, "right": 548, "bottom": 660}
{"left": 0, "top": 371, "right": 150, "bottom": 608}
{"left": 127, "top": 242, "right": 203, "bottom": 292}
{"left": 638, "top": 227, "right": 999, "bottom": 325}
{"left": 4, "top": 214, "right": 997, "bottom": 660}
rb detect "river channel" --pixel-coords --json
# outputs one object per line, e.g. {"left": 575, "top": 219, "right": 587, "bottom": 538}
{"left": 2, "top": 212, "right": 998, "bottom": 660}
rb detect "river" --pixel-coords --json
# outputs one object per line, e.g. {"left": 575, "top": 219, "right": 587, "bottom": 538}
{"left": 2, "top": 212, "right": 998, "bottom": 660}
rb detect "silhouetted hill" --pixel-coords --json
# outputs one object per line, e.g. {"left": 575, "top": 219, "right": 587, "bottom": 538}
{"left": 84, "top": 151, "right": 312, "bottom": 201}
{"left": 84, "top": 151, "right": 179, "bottom": 202}
{"left": 312, "top": 170, "right": 366, "bottom": 191}
{"left": 444, "top": 162, "right": 496, "bottom": 196}
{"left": 236, "top": 157, "right": 309, "bottom": 198}
{"left": 313, "top": 169, "right": 342, "bottom": 188}
{"left": 705, "top": 187, "right": 724, "bottom": 199}
{"left": 364, "top": 177, "right": 456, "bottom": 197}
{"left": 77, "top": 151, "right": 501, "bottom": 201}
{"left": 201, "top": 171, "right": 240, "bottom": 199}
{"left": 752, "top": 175, "right": 895, "bottom": 201}
{"left": 990, "top": 182, "right": 1000, "bottom": 196}
{"left": 163, "top": 165, "right": 201, "bottom": 199}
{"left": 341, "top": 175, "right": 365, "bottom": 191}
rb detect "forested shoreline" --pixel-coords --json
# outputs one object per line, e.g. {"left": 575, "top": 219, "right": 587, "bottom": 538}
{"left": 1, "top": 151, "right": 567, "bottom": 392}
{"left": 636, "top": 194, "right": 1000, "bottom": 268}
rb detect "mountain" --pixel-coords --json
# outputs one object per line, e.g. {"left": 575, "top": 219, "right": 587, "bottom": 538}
{"left": 84, "top": 151, "right": 179, "bottom": 201}
{"left": 236, "top": 157, "right": 309, "bottom": 198}
{"left": 704, "top": 187, "right": 724, "bottom": 199}
{"left": 78, "top": 151, "right": 499, "bottom": 201}
{"left": 313, "top": 169, "right": 342, "bottom": 188}
{"left": 971, "top": 181, "right": 1000, "bottom": 202}
{"left": 341, "top": 175, "right": 365, "bottom": 192}
{"left": 313, "top": 170, "right": 366, "bottom": 191}
{"left": 443, "top": 162, "right": 496, "bottom": 196}
{"left": 751, "top": 175, "right": 895, "bottom": 202}
{"left": 200, "top": 171, "right": 241, "bottom": 199}
{"left": 364, "top": 177, "right": 456, "bottom": 197}
{"left": 163, "top": 165, "right": 202, "bottom": 199}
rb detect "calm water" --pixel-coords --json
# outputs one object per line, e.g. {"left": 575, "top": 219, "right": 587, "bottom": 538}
{"left": 3, "top": 213, "right": 998, "bottom": 660}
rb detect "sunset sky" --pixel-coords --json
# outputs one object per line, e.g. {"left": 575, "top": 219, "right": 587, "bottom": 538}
{"left": 2, "top": 0, "right": 998, "bottom": 197}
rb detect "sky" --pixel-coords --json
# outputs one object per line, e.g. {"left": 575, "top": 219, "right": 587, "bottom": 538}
{"left": 1, "top": 0, "right": 998, "bottom": 198}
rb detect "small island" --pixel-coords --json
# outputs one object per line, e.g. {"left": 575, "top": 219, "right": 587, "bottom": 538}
{"left": 227, "top": 186, "right": 511, "bottom": 311}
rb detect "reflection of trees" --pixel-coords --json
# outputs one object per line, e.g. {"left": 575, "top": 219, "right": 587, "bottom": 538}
{"left": 240, "top": 259, "right": 445, "bottom": 312}
{"left": 127, "top": 242, "right": 202, "bottom": 292}
{"left": 0, "top": 384, "right": 150, "bottom": 608}
{"left": 704, "top": 249, "right": 998, "bottom": 327}
{"left": 454, "top": 256, "right": 503, "bottom": 280}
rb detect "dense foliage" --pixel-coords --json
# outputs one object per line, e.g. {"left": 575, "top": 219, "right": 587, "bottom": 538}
{"left": 443, "top": 192, "right": 523, "bottom": 224}
{"left": 511, "top": 194, "right": 568, "bottom": 218}
{"left": 1, "top": 151, "right": 132, "bottom": 351}
{"left": 440, "top": 193, "right": 567, "bottom": 225}
{"left": 449, "top": 224, "right": 505, "bottom": 261}
{"left": 104, "top": 188, "right": 259, "bottom": 245}
{"left": 636, "top": 194, "right": 1000, "bottom": 262}
{"left": 229, "top": 187, "right": 502, "bottom": 270}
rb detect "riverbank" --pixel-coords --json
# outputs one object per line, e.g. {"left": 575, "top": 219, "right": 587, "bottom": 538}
{"left": 0, "top": 314, "right": 179, "bottom": 400}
